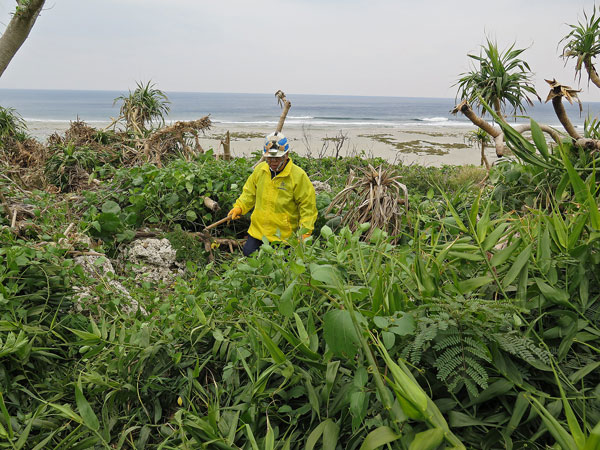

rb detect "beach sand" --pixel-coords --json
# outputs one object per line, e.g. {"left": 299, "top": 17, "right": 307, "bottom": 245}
{"left": 197, "top": 123, "right": 494, "bottom": 167}
{"left": 28, "top": 120, "right": 496, "bottom": 167}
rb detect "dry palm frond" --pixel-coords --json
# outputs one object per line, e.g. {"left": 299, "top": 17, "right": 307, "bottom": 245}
{"left": 544, "top": 78, "right": 583, "bottom": 112}
{"left": 325, "top": 164, "right": 408, "bottom": 243}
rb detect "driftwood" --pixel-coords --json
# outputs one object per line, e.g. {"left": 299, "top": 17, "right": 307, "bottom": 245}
{"left": 275, "top": 90, "right": 292, "bottom": 133}
{"left": 221, "top": 131, "right": 231, "bottom": 160}
{"left": 452, "top": 100, "right": 562, "bottom": 157}
{"left": 253, "top": 90, "right": 292, "bottom": 169}
{"left": 203, "top": 197, "right": 219, "bottom": 211}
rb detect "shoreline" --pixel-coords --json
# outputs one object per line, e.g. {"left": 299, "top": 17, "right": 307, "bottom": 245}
{"left": 197, "top": 123, "right": 495, "bottom": 167}
{"left": 26, "top": 119, "right": 498, "bottom": 167}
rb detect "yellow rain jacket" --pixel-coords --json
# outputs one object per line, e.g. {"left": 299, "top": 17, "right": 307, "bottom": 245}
{"left": 234, "top": 159, "right": 317, "bottom": 242}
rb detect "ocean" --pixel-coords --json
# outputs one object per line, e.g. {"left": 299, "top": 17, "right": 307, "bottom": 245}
{"left": 1, "top": 89, "right": 599, "bottom": 140}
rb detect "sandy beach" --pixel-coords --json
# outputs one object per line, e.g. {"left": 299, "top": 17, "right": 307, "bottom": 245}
{"left": 26, "top": 119, "right": 500, "bottom": 167}
{"left": 196, "top": 123, "right": 498, "bottom": 167}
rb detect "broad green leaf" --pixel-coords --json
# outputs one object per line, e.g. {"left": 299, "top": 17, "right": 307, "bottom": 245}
{"left": 447, "top": 251, "right": 484, "bottom": 261}
{"left": 388, "top": 314, "right": 416, "bottom": 336}
{"left": 244, "top": 424, "right": 259, "bottom": 450}
{"left": 0, "top": 392, "right": 13, "bottom": 440}
{"left": 278, "top": 281, "right": 296, "bottom": 317}
{"left": 306, "top": 419, "right": 337, "bottom": 450}
{"left": 257, "top": 327, "right": 286, "bottom": 364}
{"left": 49, "top": 403, "right": 84, "bottom": 424}
{"left": 538, "top": 227, "right": 551, "bottom": 275}
{"left": 310, "top": 264, "right": 342, "bottom": 288}
{"left": 534, "top": 278, "right": 570, "bottom": 306}
{"left": 408, "top": 428, "right": 444, "bottom": 450}
{"left": 502, "top": 244, "right": 532, "bottom": 288}
{"left": 569, "top": 361, "right": 600, "bottom": 383}
{"left": 467, "top": 379, "right": 513, "bottom": 406}
{"left": 449, "top": 411, "right": 494, "bottom": 427}
{"left": 583, "top": 420, "right": 600, "bottom": 450}
{"left": 527, "top": 395, "right": 577, "bottom": 450}
{"left": 530, "top": 118, "right": 549, "bottom": 160}
{"left": 97, "top": 212, "right": 121, "bottom": 233}
{"left": 325, "top": 361, "right": 340, "bottom": 405}
{"left": 552, "top": 363, "right": 585, "bottom": 449}
{"left": 469, "top": 190, "right": 481, "bottom": 229}
{"left": 506, "top": 392, "right": 529, "bottom": 436}
{"left": 186, "top": 209, "right": 197, "bottom": 222}
{"left": 14, "top": 414, "right": 36, "bottom": 450}
{"left": 322, "top": 419, "right": 340, "bottom": 450}
{"left": 359, "top": 426, "right": 400, "bottom": 450}
{"left": 457, "top": 276, "right": 493, "bottom": 294}
{"left": 481, "top": 222, "right": 509, "bottom": 251}
{"left": 101, "top": 200, "right": 121, "bottom": 214}
{"left": 552, "top": 210, "right": 568, "bottom": 249}
{"left": 568, "top": 213, "right": 589, "bottom": 250}
{"left": 323, "top": 309, "right": 361, "bottom": 358}
{"left": 75, "top": 383, "right": 100, "bottom": 431}
{"left": 490, "top": 238, "right": 522, "bottom": 267}
{"left": 560, "top": 144, "right": 588, "bottom": 205}
{"left": 265, "top": 417, "right": 274, "bottom": 450}
{"left": 293, "top": 313, "right": 310, "bottom": 346}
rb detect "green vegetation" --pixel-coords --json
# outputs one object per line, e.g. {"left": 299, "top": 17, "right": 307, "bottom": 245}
{"left": 455, "top": 39, "right": 540, "bottom": 117}
{"left": 1, "top": 114, "right": 599, "bottom": 448}
{"left": 3, "top": 7, "right": 600, "bottom": 443}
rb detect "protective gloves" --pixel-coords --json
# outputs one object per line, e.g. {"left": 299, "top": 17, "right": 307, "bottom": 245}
{"left": 228, "top": 206, "right": 242, "bottom": 220}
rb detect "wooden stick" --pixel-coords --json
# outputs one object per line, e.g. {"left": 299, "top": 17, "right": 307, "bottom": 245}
{"left": 0, "top": 190, "right": 12, "bottom": 222}
{"left": 58, "top": 222, "right": 75, "bottom": 245}
{"left": 204, "top": 215, "right": 232, "bottom": 231}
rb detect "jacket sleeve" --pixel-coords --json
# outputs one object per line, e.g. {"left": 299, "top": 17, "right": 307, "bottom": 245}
{"left": 234, "top": 169, "right": 258, "bottom": 214}
{"left": 294, "top": 172, "right": 318, "bottom": 233}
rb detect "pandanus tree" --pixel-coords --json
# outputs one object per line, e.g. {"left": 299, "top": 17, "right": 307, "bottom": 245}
{"left": 114, "top": 81, "right": 171, "bottom": 135}
{"left": 560, "top": 6, "right": 600, "bottom": 89}
{"left": 464, "top": 128, "right": 492, "bottom": 170}
{"left": 453, "top": 40, "right": 561, "bottom": 156}
{"left": 455, "top": 39, "right": 540, "bottom": 119}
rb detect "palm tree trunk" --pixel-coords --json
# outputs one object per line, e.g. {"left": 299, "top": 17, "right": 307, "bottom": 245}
{"left": 584, "top": 58, "right": 600, "bottom": 90}
{"left": 0, "top": 0, "right": 46, "bottom": 78}
{"left": 551, "top": 97, "right": 581, "bottom": 139}
{"left": 454, "top": 101, "right": 501, "bottom": 138}
{"left": 493, "top": 98, "right": 503, "bottom": 119}
{"left": 480, "top": 142, "right": 490, "bottom": 170}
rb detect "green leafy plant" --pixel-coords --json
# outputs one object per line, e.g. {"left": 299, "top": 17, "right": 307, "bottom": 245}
{"left": 114, "top": 81, "right": 170, "bottom": 134}
{"left": 45, "top": 142, "right": 99, "bottom": 191}
{"left": 455, "top": 39, "right": 540, "bottom": 118}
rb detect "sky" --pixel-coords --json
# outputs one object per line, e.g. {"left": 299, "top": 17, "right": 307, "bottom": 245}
{"left": 1, "top": 0, "right": 600, "bottom": 101}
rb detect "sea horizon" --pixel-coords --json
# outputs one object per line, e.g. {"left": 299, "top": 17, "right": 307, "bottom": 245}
{"left": 1, "top": 88, "right": 599, "bottom": 141}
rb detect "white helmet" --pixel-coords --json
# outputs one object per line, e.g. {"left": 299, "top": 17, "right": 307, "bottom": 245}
{"left": 263, "top": 132, "right": 290, "bottom": 158}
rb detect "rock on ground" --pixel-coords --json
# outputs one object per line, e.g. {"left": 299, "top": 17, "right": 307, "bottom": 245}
{"left": 117, "top": 238, "right": 183, "bottom": 285}
{"left": 73, "top": 254, "right": 146, "bottom": 315}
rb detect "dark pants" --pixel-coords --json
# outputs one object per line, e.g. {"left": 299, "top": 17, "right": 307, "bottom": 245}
{"left": 242, "top": 236, "right": 290, "bottom": 257}
{"left": 243, "top": 236, "right": 263, "bottom": 257}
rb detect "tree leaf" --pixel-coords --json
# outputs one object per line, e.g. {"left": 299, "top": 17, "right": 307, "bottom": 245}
{"left": 457, "top": 276, "right": 493, "bottom": 294}
{"left": 323, "top": 309, "right": 362, "bottom": 358}
{"left": 408, "top": 428, "right": 444, "bottom": 450}
{"left": 101, "top": 200, "right": 121, "bottom": 214}
{"left": 75, "top": 383, "right": 100, "bottom": 431}
{"left": 502, "top": 243, "right": 532, "bottom": 288}
{"left": 359, "top": 426, "right": 400, "bottom": 450}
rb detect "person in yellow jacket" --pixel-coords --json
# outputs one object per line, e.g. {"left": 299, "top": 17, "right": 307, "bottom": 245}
{"left": 228, "top": 131, "right": 318, "bottom": 256}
